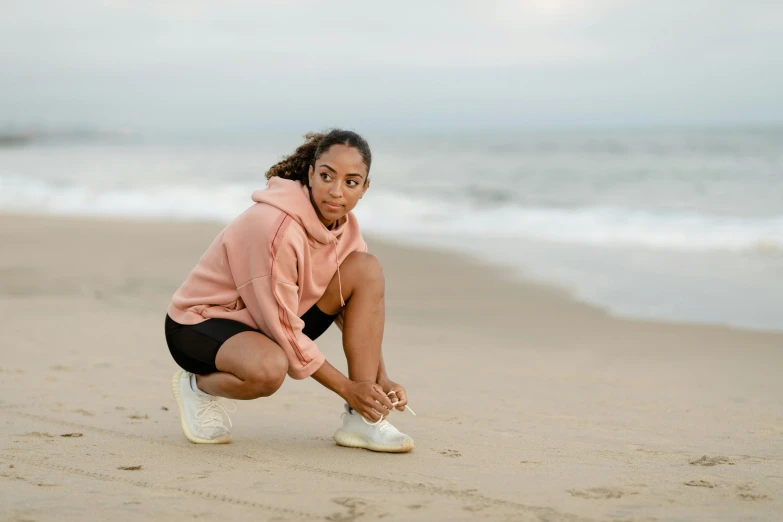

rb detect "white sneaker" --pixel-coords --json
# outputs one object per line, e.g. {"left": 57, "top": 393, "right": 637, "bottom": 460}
{"left": 170, "top": 370, "right": 234, "bottom": 444}
{"left": 333, "top": 404, "right": 414, "bottom": 453}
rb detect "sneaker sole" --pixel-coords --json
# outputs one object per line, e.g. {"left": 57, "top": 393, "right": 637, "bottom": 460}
{"left": 333, "top": 429, "right": 414, "bottom": 453}
{"left": 170, "top": 371, "right": 231, "bottom": 444}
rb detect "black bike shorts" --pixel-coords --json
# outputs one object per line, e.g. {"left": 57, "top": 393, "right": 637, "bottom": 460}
{"left": 164, "top": 304, "right": 337, "bottom": 375}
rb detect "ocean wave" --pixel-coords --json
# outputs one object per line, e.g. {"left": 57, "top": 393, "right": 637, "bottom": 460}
{"left": 1, "top": 176, "right": 781, "bottom": 253}
{"left": 0, "top": 175, "right": 252, "bottom": 223}
{"left": 356, "top": 192, "right": 783, "bottom": 254}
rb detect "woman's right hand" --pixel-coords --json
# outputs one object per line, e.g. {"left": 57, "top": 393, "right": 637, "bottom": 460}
{"left": 342, "top": 380, "right": 395, "bottom": 422}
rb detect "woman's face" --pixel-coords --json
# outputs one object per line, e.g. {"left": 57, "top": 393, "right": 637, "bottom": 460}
{"left": 307, "top": 144, "right": 370, "bottom": 228}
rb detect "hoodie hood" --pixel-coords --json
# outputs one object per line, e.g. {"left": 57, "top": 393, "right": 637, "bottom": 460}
{"left": 252, "top": 177, "right": 351, "bottom": 307}
{"left": 251, "top": 177, "right": 348, "bottom": 246}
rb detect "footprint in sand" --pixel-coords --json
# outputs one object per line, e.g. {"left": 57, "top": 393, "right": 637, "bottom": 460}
{"left": 463, "top": 503, "right": 497, "bottom": 513}
{"left": 738, "top": 492, "right": 771, "bottom": 501}
{"left": 736, "top": 483, "right": 771, "bottom": 501}
{"left": 21, "top": 432, "right": 54, "bottom": 438}
{"left": 568, "top": 487, "right": 637, "bottom": 499}
{"left": 684, "top": 480, "right": 716, "bottom": 488}
{"left": 439, "top": 449, "right": 462, "bottom": 458}
{"left": 689, "top": 455, "right": 734, "bottom": 466}
{"left": 326, "top": 497, "right": 368, "bottom": 521}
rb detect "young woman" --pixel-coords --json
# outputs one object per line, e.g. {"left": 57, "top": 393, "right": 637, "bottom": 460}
{"left": 164, "top": 129, "right": 414, "bottom": 453}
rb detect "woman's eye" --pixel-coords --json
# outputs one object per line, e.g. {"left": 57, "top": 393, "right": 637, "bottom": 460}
{"left": 320, "top": 173, "right": 330, "bottom": 180}
{"left": 346, "top": 180, "right": 358, "bottom": 187}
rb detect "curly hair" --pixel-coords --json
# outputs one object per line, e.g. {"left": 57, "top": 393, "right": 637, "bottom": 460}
{"left": 265, "top": 128, "right": 372, "bottom": 185}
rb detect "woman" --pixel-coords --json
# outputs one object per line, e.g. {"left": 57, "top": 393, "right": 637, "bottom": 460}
{"left": 164, "top": 129, "right": 414, "bottom": 453}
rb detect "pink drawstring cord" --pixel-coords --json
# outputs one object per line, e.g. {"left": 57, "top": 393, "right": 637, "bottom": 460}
{"left": 332, "top": 237, "right": 345, "bottom": 308}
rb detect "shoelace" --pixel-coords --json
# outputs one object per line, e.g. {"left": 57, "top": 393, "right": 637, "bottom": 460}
{"left": 361, "top": 392, "right": 416, "bottom": 427}
{"left": 374, "top": 419, "right": 395, "bottom": 432}
{"left": 195, "top": 396, "right": 236, "bottom": 429}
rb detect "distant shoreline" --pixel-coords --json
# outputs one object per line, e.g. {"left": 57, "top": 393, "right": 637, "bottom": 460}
{"left": 0, "top": 129, "right": 135, "bottom": 147}
{"left": 0, "top": 133, "right": 34, "bottom": 147}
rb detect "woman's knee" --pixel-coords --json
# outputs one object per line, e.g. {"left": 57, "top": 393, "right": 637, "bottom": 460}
{"left": 345, "top": 251, "right": 385, "bottom": 288}
{"left": 243, "top": 347, "right": 288, "bottom": 398}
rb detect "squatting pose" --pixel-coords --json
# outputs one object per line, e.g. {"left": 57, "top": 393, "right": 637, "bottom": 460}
{"left": 164, "top": 129, "right": 414, "bottom": 452}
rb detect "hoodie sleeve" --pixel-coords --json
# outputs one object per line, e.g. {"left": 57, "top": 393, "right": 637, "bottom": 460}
{"left": 228, "top": 218, "right": 325, "bottom": 380}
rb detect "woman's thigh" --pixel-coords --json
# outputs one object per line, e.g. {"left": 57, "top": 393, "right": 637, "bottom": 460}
{"left": 215, "top": 304, "right": 337, "bottom": 381}
{"left": 214, "top": 330, "right": 287, "bottom": 382}
{"left": 165, "top": 306, "right": 337, "bottom": 379}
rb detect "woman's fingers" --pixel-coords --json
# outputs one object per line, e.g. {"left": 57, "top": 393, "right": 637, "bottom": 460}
{"left": 386, "top": 390, "right": 399, "bottom": 406}
{"left": 372, "top": 386, "right": 395, "bottom": 412}
{"left": 351, "top": 382, "right": 401, "bottom": 422}
{"left": 362, "top": 406, "right": 382, "bottom": 422}
{"left": 393, "top": 389, "right": 408, "bottom": 411}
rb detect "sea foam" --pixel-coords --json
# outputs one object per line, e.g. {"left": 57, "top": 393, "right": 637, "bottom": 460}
{"left": 2, "top": 175, "right": 781, "bottom": 254}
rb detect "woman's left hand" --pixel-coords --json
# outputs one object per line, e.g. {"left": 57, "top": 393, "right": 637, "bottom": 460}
{"left": 377, "top": 377, "right": 408, "bottom": 412}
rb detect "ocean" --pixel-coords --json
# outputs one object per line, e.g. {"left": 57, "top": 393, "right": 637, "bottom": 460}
{"left": 2, "top": 128, "right": 782, "bottom": 331}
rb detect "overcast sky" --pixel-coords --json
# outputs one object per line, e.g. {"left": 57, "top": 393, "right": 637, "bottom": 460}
{"left": 2, "top": 0, "right": 782, "bottom": 135}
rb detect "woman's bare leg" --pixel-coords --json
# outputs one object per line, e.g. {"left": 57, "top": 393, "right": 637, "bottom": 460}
{"left": 196, "top": 250, "right": 383, "bottom": 400}
{"left": 195, "top": 332, "right": 288, "bottom": 400}
{"left": 315, "top": 251, "right": 385, "bottom": 382}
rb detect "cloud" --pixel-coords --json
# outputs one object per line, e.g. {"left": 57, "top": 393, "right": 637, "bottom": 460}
{"left": 1, "top": 0, "right": 782, "bottom": 133}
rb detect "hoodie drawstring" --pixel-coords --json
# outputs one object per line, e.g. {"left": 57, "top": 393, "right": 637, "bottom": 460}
{"left": 332, "top": 237, "right": 345, "bottom": 308}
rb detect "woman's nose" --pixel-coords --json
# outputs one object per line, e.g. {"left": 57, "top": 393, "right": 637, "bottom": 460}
{"left": 329, "top": 184, "right": 343, "bottom": 197}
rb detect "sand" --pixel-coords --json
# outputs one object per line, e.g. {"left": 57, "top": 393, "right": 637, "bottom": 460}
{"left": 1, "top": 214, "right": 781, "bottom": 521}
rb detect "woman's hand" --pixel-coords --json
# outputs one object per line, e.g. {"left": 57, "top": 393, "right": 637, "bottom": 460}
{"left": 342, "top": 381, "right": 395, "bottom": 422}
{"left": 377, "top": 376, "right": 408, "bottom": 412}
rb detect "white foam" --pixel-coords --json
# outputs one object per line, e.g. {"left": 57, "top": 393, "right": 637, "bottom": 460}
{"left": 0, "top": 175, "right": 252, "bottom": 223}
{"left": 355, "top": 190, "right": 783, "bottom": 254}
{"left": 2, "top": 175, "right": 781, "bottom": 253}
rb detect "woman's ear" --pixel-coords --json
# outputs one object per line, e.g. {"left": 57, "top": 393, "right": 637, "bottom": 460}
{"left": 307, "top": 165, "right": 314, "bottom": 187}
{"left": 360, "top": 178, "right": 370, "bottom": 199}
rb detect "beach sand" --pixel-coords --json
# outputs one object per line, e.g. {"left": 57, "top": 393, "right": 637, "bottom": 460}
{"left": 1, "top": 214, "right": 781, "bottom": 521}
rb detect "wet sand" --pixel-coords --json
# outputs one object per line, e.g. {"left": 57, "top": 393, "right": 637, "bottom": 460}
{"left": 1, "top": 214, "right": 781, "bottom": 521}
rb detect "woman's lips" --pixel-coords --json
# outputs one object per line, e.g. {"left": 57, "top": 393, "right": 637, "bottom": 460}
{"left": 325, "top": 202, "right": 342, "bottom": 211}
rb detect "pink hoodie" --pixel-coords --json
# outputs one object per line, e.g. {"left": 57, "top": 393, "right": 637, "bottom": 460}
{"left": 167, "top": 177, "right": 367, "bottom": 379}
